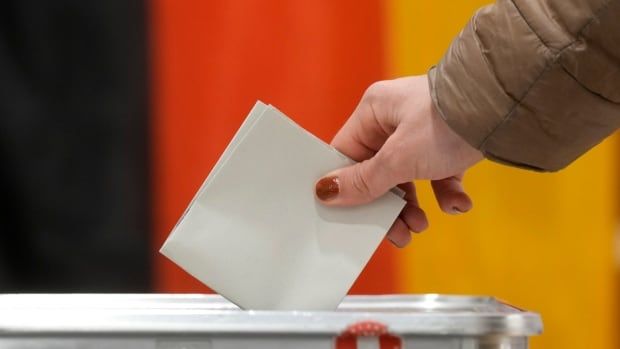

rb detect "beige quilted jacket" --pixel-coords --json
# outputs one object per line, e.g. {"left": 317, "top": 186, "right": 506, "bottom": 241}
{"left": 429, "top": 0, "right": 620, "bottom": 171}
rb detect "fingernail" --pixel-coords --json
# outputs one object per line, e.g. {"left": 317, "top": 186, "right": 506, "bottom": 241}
{"left": 452, "top": 206, "right": 464, "bottom": 214}
{"left": 315, "top": 176, "right": 340, "bottom": 201}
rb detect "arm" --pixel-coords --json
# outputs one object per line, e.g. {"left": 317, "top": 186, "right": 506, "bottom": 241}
{"left": 315, "top": 0, "right": 620, "bottom": 247}
{"left": 430, "top": 0, "right": 620, "bottom": 171}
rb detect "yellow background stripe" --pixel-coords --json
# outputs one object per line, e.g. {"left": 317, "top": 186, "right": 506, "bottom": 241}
{"left": 385, "top": 1, "right": 619, "bottom": 348}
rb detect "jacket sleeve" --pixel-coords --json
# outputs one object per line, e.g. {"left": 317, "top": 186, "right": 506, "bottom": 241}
{"left": 429, "top": 0, "right": 620, "bottom": 171}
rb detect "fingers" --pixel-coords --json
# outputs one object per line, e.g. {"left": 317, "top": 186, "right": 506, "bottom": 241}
{"left": 331, "top": 84, "right": 398, "bottom": 162}
{"left": 430, "top": 174, "right": 473, "bottom": 215}
{"left": 315, "top": 151, "right": 396, "bottom": 206}
{"left": 317, "top": 82, "right": 405, "bottom": 206}
{"left": 315, "top": 98, "right": 391, "bottom": 206}
{"left": 330, "top": 103, "right": 383, "bottom": 162}
{"left": 386, "top": 182, "right": 428, "bottom": 248}
{"left": 397, "top": 182, "right": 429, "bottom": 233}
{"left": 386, "top": 219, "right": 411, "bottom": 248}
{"left": 318, "top": 120, "right": 417, "bottom": 206}
{"left": 388, "top": 178, "right": 473, "bottom": 248}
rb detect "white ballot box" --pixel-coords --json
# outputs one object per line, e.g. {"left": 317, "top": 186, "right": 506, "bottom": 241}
{"left": 0, "top": 293, "right": 542, "bottom": 349}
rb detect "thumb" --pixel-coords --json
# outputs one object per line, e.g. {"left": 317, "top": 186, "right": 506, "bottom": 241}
{"left": 315, "top": 155, "right": 396, "bottom": 206}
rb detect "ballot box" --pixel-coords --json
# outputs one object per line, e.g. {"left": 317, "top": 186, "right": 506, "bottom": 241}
{"left": 0, "top": 294, "right": 542, "bottom": 349}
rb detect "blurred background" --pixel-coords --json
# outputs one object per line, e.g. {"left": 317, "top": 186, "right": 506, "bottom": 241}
{"left": 0, "top": 1, "right": 617, "bottom": 349}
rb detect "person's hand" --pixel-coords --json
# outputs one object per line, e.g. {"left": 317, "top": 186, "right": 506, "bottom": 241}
{"left": 314, "top": 75, "right": 483, "bottom": 247}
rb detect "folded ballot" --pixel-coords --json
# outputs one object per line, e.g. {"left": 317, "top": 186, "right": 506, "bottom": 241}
{"left": 160, "top": 101, "right": 406, "bottom": 310}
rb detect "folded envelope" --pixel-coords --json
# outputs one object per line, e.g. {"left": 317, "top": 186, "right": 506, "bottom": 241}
{"left": 160, "top": 101, "right": 406, "bottom": 310}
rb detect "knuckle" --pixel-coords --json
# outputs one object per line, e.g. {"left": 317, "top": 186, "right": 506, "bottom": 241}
{"left": 363, "top": 80, "right": 389, "bottom": 102}
{"left": 350, "top": 163, "right": 375, "bottom": 200}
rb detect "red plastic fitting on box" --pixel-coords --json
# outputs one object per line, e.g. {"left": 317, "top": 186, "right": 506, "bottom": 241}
{"left": 334, "top": 320, "right": 402, "bottom": 349}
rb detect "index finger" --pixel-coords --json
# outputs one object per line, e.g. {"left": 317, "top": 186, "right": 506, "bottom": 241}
{"left": 331, "top": 97, "right": 393, "bottom": 162}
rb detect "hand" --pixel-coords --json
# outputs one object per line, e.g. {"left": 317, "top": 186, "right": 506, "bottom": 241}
{"left": 315, "top": 75, "right": 483, "bottom": 247}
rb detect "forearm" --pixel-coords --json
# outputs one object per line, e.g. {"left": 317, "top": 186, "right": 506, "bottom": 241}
{"left": 430, "top": 0, "right": 620, "bottom": 171}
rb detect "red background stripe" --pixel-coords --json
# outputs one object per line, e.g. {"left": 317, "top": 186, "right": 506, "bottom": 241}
{"left": 150, "top": 0, "right": 396, "bottom": 294}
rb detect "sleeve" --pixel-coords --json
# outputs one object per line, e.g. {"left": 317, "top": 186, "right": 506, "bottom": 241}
{"left": 428, "top": 0, "right": 620, "bottom": 171}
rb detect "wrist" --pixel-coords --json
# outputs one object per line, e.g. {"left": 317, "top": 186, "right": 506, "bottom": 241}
{"left": 429, "top": 92, "right": 484, "bottom": 169}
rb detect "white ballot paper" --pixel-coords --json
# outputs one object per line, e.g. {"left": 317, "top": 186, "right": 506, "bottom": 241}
{"left": 160, "top": 101, "right": 406, "bottom": 310}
